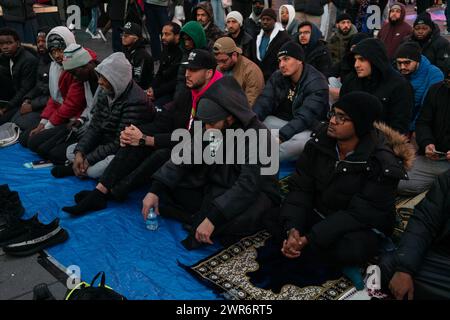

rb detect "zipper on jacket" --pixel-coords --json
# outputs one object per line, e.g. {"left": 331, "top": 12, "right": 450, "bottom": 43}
{"left": 335, "top": 159, "right": 368, "bottom": 169}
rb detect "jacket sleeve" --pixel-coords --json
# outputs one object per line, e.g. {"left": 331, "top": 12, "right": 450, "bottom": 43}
{"left": 48, "top": 78, "right": 86, "bottom": 126}
{"left": 152, "top": 62, "right": 180, "bottom": 99}
{"left": 383, "top": 79, "right": 413, "bottom": 135}
{"left": 434, "top": 40, "right": 450, "bottom": 73}
{"left": 244, "top": 67, "right": 265, "bottom": 108}
{"left": 279, "top": 77, "right": 329, "bottom": 141}
{"left": 280, "top": 141, "right": 316, "bottom": 234}
{"left": 85, "top": 100, "right": 151, "bottom": 164}
{"left": 8, "top": 56, "right": 37, "bottom": 110}
{"left": 40, "top": 97, "right": 59, "bottom": 120}
{"left": 393, "top": 172, "right": 450, "bottom": 275}
{"left": 252, "top": 74, "right": 276, "bottom": 120}
{"left": 134, "top": 53, "right": 154, "bottom": 90}
{"left": 307, "top": 171, "right": 399, "bottom": 249}
{"left": 415, "top": 85, "right": 438, "bottom": 151}
{"left": 211, "top": 163, "right": 263, "bottom": 223}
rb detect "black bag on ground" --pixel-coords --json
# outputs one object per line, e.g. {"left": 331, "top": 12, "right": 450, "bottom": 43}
{"left": 65, "top": 271, "right": 127, "bottom": 300}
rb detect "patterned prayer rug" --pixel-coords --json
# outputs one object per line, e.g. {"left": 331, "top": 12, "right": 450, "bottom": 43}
{"left": 183, "top": 175, "right": 428, "bottom": 300}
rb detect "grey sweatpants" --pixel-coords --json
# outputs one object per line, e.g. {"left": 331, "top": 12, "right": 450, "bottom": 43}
{"left": 398, "top": 156, "right": 450, "bottom": 196}
{"left": 263, "top": 115, "right": 312, "bottom": 162}
{"left": 66, "top": 143, "right": 115, "bottom": 179}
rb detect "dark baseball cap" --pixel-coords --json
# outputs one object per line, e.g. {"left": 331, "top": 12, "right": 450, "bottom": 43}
{"left": 120, "top": 22, "right": 142, "bottom": 38}
{"left": 181, "top": 49, "right": 217, "bottom": 70}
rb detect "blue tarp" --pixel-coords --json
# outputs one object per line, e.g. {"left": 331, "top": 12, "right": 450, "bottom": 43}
{"left": 0, "top": 144, "right": 223, "bottom": 299}
{"left": 0, "top": 144, "right": 295, "bottom": 299}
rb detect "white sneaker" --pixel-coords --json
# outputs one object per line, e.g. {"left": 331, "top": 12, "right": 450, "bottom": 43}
{"left": 97, "top": 29, "right": 107, "bottom": 42}
{"left": 86, "top": 28, "right": 101, "bottom": 39}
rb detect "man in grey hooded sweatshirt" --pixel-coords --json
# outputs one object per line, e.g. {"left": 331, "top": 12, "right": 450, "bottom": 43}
{"left": 62, "top": 52, "right": 155, "bottom": 216}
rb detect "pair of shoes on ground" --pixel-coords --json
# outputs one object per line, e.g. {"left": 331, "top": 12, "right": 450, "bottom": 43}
{"left": 0, "top": 213, "right": 68, "bottom": 257}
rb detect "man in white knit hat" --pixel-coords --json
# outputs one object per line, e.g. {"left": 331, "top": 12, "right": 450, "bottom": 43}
{"left": 226, "top": 11, "right": 256, "bottom": 62}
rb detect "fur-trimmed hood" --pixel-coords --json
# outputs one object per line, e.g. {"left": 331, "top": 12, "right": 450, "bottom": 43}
{"left": 374, "top": 122, "right": 415, "bottom": 171}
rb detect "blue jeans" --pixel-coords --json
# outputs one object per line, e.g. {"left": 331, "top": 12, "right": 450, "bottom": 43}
{"left": 6, "top": 19, "right": 38, "bottom": 44}
{"left": 210, "top": 0, "right": 226, "bottom": 31}
{"left": 144, "top": 3, "right": 169, "bottom": 61}
{"left": 87, "top": 6, "right": 100, "bottom": 34}
{"left": 111, "top": 20, "right": 123, "bottom": 53}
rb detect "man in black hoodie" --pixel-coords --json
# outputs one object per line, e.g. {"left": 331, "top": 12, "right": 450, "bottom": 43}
{"left": 406, "top": 12, "right": 450, "bottom": 74}
{"left": 147, "top": 22, "right": 183, "bottom": 107}
{"left": 11, "top": 28, "right": 52, "bottom": 131}
{"left": 121, "top": 22, "right": 154, "bottom": 90}
{"left": 340, "top": 38, "right": 413, "bottom": 135}
{"left": 296, "top": 21, "right": 332, "bottom": 76}
{"left": 0, "top": 27, "right": 37, "bottom": 125}
{"left": 142, "top": 77, "right": 280, "bottom": 249}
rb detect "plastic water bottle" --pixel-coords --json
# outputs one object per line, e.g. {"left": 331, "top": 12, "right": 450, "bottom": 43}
{"left": 146, "top": 208, "right": 158, "bottom": 231}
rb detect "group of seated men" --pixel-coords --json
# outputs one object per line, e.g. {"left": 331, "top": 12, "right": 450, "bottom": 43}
{"left": 0, "top": 0, "right": 450, "bottom": 299}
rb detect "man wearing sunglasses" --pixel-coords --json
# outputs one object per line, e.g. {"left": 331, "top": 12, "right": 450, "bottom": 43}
{"left": 272, "top": 91, "right": 414, "bottom": 280}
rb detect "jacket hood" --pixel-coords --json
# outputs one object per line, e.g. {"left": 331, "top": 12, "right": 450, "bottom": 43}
{"left": 389, "top": 2, "right": 406, "bottom": 23}
{"left": 95, "top": 52, "right": 133, "bottom": 102}
{"left": 298, "top": 22, "right": 322, "bottom": 54}
{"left": 351, "top": 38, "right": 390, "bottom": 79}
{"left": 193, "top": 2, "right": 214, "bottom": 24}
{"left": 199, "top": 76, "right": 257, "bottom": 128}
{"left": 373, "top": 122, "right": 415, "bottom": 171}
{"left": 180, "top": 21, "right": 207, "bottom": 50}
{"left": 256, "top": 22, "right": 284, "bottom": 61}
{"left": 279, "top": 5, "right": 296, "bottom": 31}
{"left": 46, "top": 26, "right": 76, "bottom": 62}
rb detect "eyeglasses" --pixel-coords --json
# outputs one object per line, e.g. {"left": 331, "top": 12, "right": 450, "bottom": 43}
{"left": 396, "top": 60, "right": 412, "bottom": 66}
{"left": 327, "top": 110, "right": 352, "bottom": 125}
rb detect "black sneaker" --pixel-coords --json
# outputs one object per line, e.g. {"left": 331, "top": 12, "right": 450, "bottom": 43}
{"left": 33, "top": 283, "right": 56, "bottom": 300}
{"left": 0, "top": 184, "right": 11, "bottom": 199}
{"left": 0, "top": 214, "right": 39, "bottom": 246}
{"left": 0, "top": 191, "right": 25, "bottom": 218}
{"left": 3, "top": 218, "right": 69, "bottom": 257}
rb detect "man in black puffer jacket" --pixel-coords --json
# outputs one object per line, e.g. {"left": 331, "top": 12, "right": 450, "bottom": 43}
{"left": 271, "top": 92, "right": 414, "bottom": 269}
{"left": 381, "top": 170, "right": 450, "bottom": 300}
{"left": 405, "top": 12, "right": 450, "bottom": 74}
{"left": 62, "top": 52, "right": 155, "bottom": 216}
{"left": 0, "top": 0, "right": 38, "bottom": 44}
{"left": 121, "top": 22, "right": 154, "bottom": 91}
{"left": 340, "top": 38, "right": 413, "bottom": 135}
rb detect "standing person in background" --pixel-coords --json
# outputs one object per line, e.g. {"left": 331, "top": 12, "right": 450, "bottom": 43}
{"left": 107, "top": 0, "right": 128, "bottom": 52}
{"left": 143, "top": 0, "right": 169, "bottom": 63}
{"left": 210, "top": 0, "right": 227, "bottom": 32}
{"left": 84, "top": 0, "right": 107, "bottom": 41}
{"left": 293, "top": 0, "right": 328, "bottom": 28}
{"left": 0, "top": 0, "right": 39, "bottom": 44}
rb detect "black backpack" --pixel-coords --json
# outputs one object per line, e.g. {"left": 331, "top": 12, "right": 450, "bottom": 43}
{"left": 65, "top": 272, "right": 127, "bottom": 300}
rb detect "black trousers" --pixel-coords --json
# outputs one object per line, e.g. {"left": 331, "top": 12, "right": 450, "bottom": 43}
{"left": 380, "top": 249, "right": 450, "bottom": 299}
{"left": 417, "top": 0, "right": 434, "bottom": 14}
{"left": 22, "top": 125, "right": 76, "bottom": 165}
{"left": 264, "top": 208, "right": 380, "bottom": 267}
{"left": 158, "top": 184, "right": 275, "bottom": 246}
{"left": 99, "top": 145, "right": 171, "bottom": 198}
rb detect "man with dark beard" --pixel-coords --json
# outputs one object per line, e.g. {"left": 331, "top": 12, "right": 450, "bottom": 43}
{"left": 377, "top": 2, "right": 413, "bottom": 60}
{"left": 328, "top": 13, "right": 357, "bottom": 66}
{"left": 406, "top": 12, "right": 450, "bottom": 74}
{"left": 147, "top": 22, "right": 183, "bottom": 107}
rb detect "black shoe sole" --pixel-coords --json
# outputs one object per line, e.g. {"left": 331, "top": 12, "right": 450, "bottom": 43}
{"left": 3, "top": 229, "right": 69, "bottom": 257}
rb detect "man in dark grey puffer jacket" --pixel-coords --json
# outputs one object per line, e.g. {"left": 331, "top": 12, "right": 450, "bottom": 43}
{"left": 62, "top": 52, "right": 155, "bottom": 216}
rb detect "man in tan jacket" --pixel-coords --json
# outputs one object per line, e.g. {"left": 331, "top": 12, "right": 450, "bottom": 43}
{"left": 213, "top": 37, "right": 264, "bottom": 107}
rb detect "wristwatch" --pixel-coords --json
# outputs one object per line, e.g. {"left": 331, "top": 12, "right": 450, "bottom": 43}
{"left": 139, "top": 134, "right": 147, "bottom": 147}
